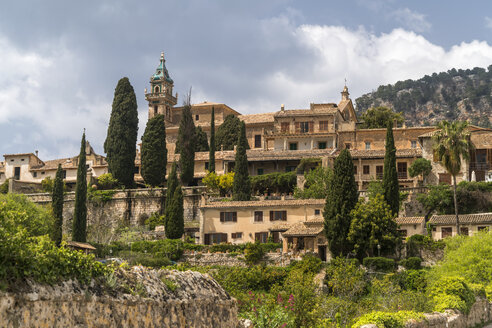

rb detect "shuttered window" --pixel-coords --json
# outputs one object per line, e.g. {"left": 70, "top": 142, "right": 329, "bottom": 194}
{"left": 269, "top": 211, "right": 287, "bottom": 221}
{"left": 220, "top": 212, "right": 237, "bottom": 222}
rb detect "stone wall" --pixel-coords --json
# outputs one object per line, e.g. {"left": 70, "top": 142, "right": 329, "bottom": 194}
{"left": 26, "top": 187, "right": 205, "bottom": 240}
{"left": 180, "top": 252, "right": 293, "bottom": 267}
{"left": 0, "top": 267, "right": 238, "bottom": 328}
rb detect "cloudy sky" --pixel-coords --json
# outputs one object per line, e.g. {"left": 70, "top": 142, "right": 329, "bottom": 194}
{"left": 1, "top": 0, "right": 492, "bottom": 160}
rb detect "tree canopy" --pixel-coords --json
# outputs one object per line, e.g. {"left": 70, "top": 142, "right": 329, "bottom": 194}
{"left": 232, "top": 121, "right": 251, "bottom": 201}
{"left": 209, "top": 107, "right": 216, "bottom": 172}
{"left": 360, "top": 106, "right": 404, "bottom": 129}
{"left": 141, "top": 114, "right": 167, "bottom": 187}
{"left": 294, "top": 166, "right": 332, "bottom": 199}
{"left": 72, "top": 132, "right": 88, "bottom": 243}
{"left": 216, "top": 114, "right": 249, "bottom": 151}
{"left": 177, "top": 99, "right": 196, "bottom": 186}
{"left": 52, "top": 164, "right": 64, "bottom": 246}
{"left": 382, "top": 122, "right": 399, "bottom": 216}
{"left": 164, "top": 163, "right": 184, "bottom": 239}
{"left": 104, "top": 77, "right": 139, "bottom": 188}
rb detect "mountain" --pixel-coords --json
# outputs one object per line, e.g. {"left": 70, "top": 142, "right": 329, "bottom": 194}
{"left": 355, "top": 66, "right": 492, "bottom": 128}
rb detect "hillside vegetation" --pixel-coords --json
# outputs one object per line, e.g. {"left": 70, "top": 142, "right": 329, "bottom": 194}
{"left": 356, "top": 65, "right": 492, "bottom": 128}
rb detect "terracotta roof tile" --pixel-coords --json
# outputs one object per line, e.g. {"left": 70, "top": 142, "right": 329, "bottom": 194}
{"left": 396, "top": 217, "right": 425, "bottom": 225}
{"left": 282, "top": 221, "right": 324, "bottom": 237}
{"left": 343, "top": 148, "right": 421, "bottom": 159}
{"left": 471, "top": 132, "right": 492, "bottom": 148}
{"left": 201, "top": 198, "right": 325, "bottom": 209}
{"left": 239, "top": 112, "right": 275, "bottom": 124}
{"left": 429, "top": 213, "right": 492, "bottom": 225}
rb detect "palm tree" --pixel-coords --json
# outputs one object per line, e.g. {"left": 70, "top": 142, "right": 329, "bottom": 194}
{"left": 432, "top": 121, "right": 473, "bottom": 235}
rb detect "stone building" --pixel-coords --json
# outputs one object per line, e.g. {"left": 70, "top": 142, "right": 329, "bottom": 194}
{"left": 428, "top": 212, "right": 492, "bottom": 239}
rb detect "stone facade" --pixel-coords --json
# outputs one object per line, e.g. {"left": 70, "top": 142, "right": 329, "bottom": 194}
{"left": 0, "top": 267, "right": 238, "bottom": 328}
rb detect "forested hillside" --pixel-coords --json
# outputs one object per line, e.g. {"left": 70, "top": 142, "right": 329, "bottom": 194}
{"left": 356, "top": 66, "right": 492, "bottom": 127}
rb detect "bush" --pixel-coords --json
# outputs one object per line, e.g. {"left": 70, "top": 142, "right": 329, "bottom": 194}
{"left": 250, "top": 172, "right": 296, "bottom": 195}
{"left": 145, "top": 212, "right": 165, "bottom": 230}
{"left": 400, "top": 257, "right": 422, "bottom": 270}
{"left": 289, "top": 253, "right": 323, "bottom": 275}
{"left": 352, "top": 311, "right": 424, "bottom": 328}
{"left": 325, "top": 257, "right": 368, "bottom": 300}
{"left": 41, "top": 176, "right": 54, "bottom": 193}
{"left": 118, "top": 251, "right": 171, "bottom": 268}
{"left": 96, "top": 173, "right": 119, "bottom": 190}
{"left": 244, "top": 242, "right": 266, "bottom": 265}
{"left": 363, "top": 257, "right": 396, "bottom": 273}
{"left": 0, "top": 179, "right": 9, "bottom": 194}
{"left": 428, "top": 276, "right": 475, "bottom": 314}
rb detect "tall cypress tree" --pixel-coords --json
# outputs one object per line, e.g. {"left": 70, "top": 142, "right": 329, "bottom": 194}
{"left": 52, "top": 164, "right": 64, "bottom": 246}
{"left": 164, "top": 162, "right": 184, "bottom": 239}
{"left": 72, "top": 132, "right": 88, "bottom": 242}
{"left": 323, "top": 149, "right": 358, "bottom": 257}
{"left": 232, "top": 121, "right": 251, "bottom": 201}
{"left": 382, "top": 122, "right": 399, "bottom": 216}
{"left": 209, "top": 107, "right": 216, "bottom": 172}
{"left": 177, "top": 99, "right": 196, "bottom": 186}
{"left": 165, "top": 162, "right": 178, "bottom": 221}
{"left": 141, "top": 114, "right": 167, "bottom": 187}
{"left": 194, "top": 126, "right": 209, "bottom": 152}
{"left": 104, "top": 77, "right": 139, "bottom": 188}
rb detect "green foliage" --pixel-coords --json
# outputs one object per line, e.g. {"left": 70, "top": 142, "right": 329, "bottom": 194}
{"left": 399, "top": 257, "right": 422, "bottom": 270}
{"left": 383, "top": 123, "right": 399, "bottom": 216}
{"left": 0, "top": 179, "right": 8, "bottom": 194}
{"left": 251, "top": 171, "right": 296, "bottom": 195}
{"left": 177, "top": 101, "right": 196, "bottom": 186}
{"left": 104, "top": 77, "right": 139, "bottom": 188}
{"left": 87, "top": 187, "right": 115, "bottom": 205}
{"left": 194, "top": 126, "right": 209, "bottom": 152}
{"left": 428, "top": 276, "right": 475, "bottom": 314}
{"left": 165, "top": 184, "right": 184, "bottom": 239}
{"left": 145, "top": 212, "right": 165, "bottom": 230}
{"left": 41, "top": 176, "right": 54, "bottom": 193}
{"left": 209, "top": 107, "right": 216, "bottom": 172}
{"left": 202, "top": 171, "right": 234, "bottom": 196}
{"left": 118, "top": 250, "right": 172, "bottom": 268}
{"left": 294, "top": 166, "right": 332, "bottom": 199}
{"left": 165, "top": 162, "right": 178, "bottom": 227}
{"left": 352, "top": 311, "right": 424, "bottom": 328}
{"left": 141, "top": 114, "right": 167, "bottom": 187}
{"left": 408, "top": 158, "right": 432, "bottom": 179}
{"left": 363, "top": 257, "right": 396, "bottom": 273}
{"left": 244, "top": 242, "right": 266, "bottom": 265}
{"left": 95, "top": 173, "right": 119, "bottom": 190}
{"left": 72, "top": 132, "right": 88, "bottom": 243}
{"left": 241, "top": 292, "right": 295, "bottom": 328}
{"left": 324, "top": 149, "right": 359, "bottom": 257}
{"left": 360, "top": 106, "right": 404, "bottom": 129}
{"left": 52, "top": 164, "right": 64, "bottom": 246}
{"left": 296, "top": 158, "right": 322, "bottom": 173}
{"left": 232, "top": 121, "right": 251, "bottom": 201}
{"left": 406, "top": 234, "right": 445, "bottom": 258}
{"left": 416, "top": 184, "right": 453, "bottom": 215}
{"left": 216, "top": 114, "right": 247, "bottom": 151}
{"left": 325, "top": 257, "right": 367, "bottom": 300}
{"left": 348, "top": 194, "right": 400, "bottom": 260}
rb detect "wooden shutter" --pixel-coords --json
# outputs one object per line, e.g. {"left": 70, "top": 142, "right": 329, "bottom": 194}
{"left": 204, "top": 234, "right": 210, "bottom": 245}
{"left": 270, "top": 211, "right": 274, "bottom": 221}
{"left": 308, "top": 121, "right": 314, "bottom": 132}
{"left": 233, "top": 212, "right": 237, "bottom": 222}
{"left": 295, "top": 122, "right": 300, "bottom": 133}
{"left": 222, "top": 233, "right": 228, "bottom": 243}
{"left": 220, "top": 212, "right": 225, "bottom": 222}
{"left": 282, "top": 211, "right": 287, "bottom": 221}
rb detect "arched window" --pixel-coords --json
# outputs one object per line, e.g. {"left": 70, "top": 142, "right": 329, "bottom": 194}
{"left": 154, "top": 86, "right": 160, "bottom": 93}
{"left": 154, "top": 106, "right": 158, "bottom": 114}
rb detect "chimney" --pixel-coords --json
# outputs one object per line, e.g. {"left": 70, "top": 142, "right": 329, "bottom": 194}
{"left": 35, "top": 150, "right": 39, "bottom": 157}
{"left": 281, "top": 104, "right": 285, "bottom": 111}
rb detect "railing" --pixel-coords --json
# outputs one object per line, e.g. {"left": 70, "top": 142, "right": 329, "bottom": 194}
{"left": 469, "top": 162, "right": 491, "bottom": 171}
{"left": 397, "top": 172, "right": 408, "bottom": 179}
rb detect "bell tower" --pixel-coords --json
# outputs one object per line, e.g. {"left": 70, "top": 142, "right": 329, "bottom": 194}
{"left": 145, "top": 52, "right": 177, "bottom": 121}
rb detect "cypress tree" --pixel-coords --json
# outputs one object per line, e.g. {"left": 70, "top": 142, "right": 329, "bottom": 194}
{"left": 165, "top": 162, "right": 178, "bottom": 212}
{"left": 104, "top": 77, "right": 139, "bottom": 188}
{"left": 323, "top": 149, "right": 358, "bottom": 257}
{"left": 195, "top": 126, "right": 209, "bottom": 152}
{"left": 141, "top": 114, "right": 167, "bottom": 187}
{"left": 72, "top": 132, "right": 88, "bottom": 242}
{"left": 232, "top": 121, "right": 251, "bottom": 201}
{"left": 177, "top": 99, "right": 196, "bottom": 186}
{"left": 382, "top": 122, "right": 399, "bottom": 216}
{"left": 216, "top": 115, "right": 249, "bottom": 151}
{"left": 165, "top": 184, "right": 184, "bottom": 239}
{"left": 209, "top": 107, "right": 216, "bottom": 172}
{"left": 52, "top": 164, "right": 64, "bottom": 246}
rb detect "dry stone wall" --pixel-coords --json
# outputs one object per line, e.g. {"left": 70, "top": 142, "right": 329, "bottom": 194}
{"left": 26, "top": 187, "right": 204, "bottom": 239}
{"left": 0, "top": 267, "right": 238, "bottom": 328}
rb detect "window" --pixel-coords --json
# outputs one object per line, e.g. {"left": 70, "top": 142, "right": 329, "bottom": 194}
{"left": 353, "top": 165, "right": 357, "bottom": 175}
{"left": 376, "top": 165, "right": 383, "bottom": 179}
{"left": 398, "top": 229, "right": 408, "bottom": 237}
{"left": 154, "top": 86, "right": 160, "bottom": 93}
{"left": 134, "top": 166, "right": 140, "bottom": 174}
{"left": 397, "top": 162, "right": 408, "bottom": 179}
{"left": 285, "top": 166, "right": 296, "bottom": 172}
{"left": 441, "top": 227, "right": 453, "bottom": 238}
{"left": 365, "top": 141, "right": 371, "bottom": 150}
{"left": 478, "top": 226, "right": 489, "bottom": 232}
{"left": 14, "top": 167, "right": 20, "bottom": 180}
{"left": 460, "top": 227, "right": 469, "bottom": 235}
{"left": 254, "top": 211, "right": 263, "bottom": 222}
{"left": 314, "top": 209, "right": 321, "bottom": 216}
{"left": 62, "top": 170, "right": 67, "bottom": 179}
{"left": 254, "top": 135, "right": 262, "bottom": 148}
{"left": 220, "top": 212, "right": 237, "bottom": 222}
{"left": 363, "top": 165, "right": 370, "bottom": 175}
{"left": 271, "top": 231, "right": 281, "bottom": 243}
{"left": 195, "top": 114, "right": 199, "bottom": 121}
{"left": 154, "top": 106, "right": 158, "bottom": 114}
{"left": 231, "top": 232, "right": 243, "bottom": 239}
{"left": 21, "top": 158, "right": 25, "bottom": 161}
{"left": 289, "top": 143, "right": 298, "bottom": 150}
{"left": 281, "top": 122, "right": 290, "bottom": 133}
{"left": 319, "top": 121, "right": 328, "bottom": 131}
{"left": 269, "top": 210, "right": 287, "bottom": 221}
{"left": 33, "top": 172, "right": 37, "bottom": 178}
{"left": 204, "top": 233, "right": 227, "bottom": 245}
{"left": 318, "top": 142, "right": 327, "bottom": 149}
{"left": 300, "top": 122, "right": 310, "bottom": 133}
{"left": 10, "top": 159, "right": 14, "bottom": 162}
{"left": 41, "top": 171, "right": 45, "bottom": 175}
{"left": 439, "top": 173, "right": 451, "bottom": 184}
{"left": 411, "top": 140, "right": 417, "bottom": 149}
{"left": 205, "top": 162, "right": 209, "bottom": 171}
{"left": 255, "top": 232, "right": 269, "bottom": 243}
{"left": 257, "top": 168, "right": 264, "bottom": 175}
{"left": 345, "top": 143, "right": 351, "bottom": 149}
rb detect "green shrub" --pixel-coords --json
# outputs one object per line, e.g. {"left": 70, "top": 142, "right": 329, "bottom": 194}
{"left": 41, "top": 176, "right": 54, "bottom": 193}
{"left": 131, "top": 239, "right": 184, "bottom": 261}
{"left": 363, "top": 257, "right": 395, "bottom": 272}
{"left": 118, "top": 251, "right": 171, "bottom": 268}
{"left": 400, "top": 257, "right": 422, "bottom": 270}
{"left": 244, "top": 242, "right": 266, "bottom": 265}
{"left": 96, "top": 173, "right": 119, "bottom": 190}
{"left": 250, "top": 171, "right": 296, "bottom": 195}
{"left": 87, "top": 187, "right": 116, "bottom": 205}
{"left": 145, "top": 212, "right": 165, "bottom": 230}
{"left": 352, "top": 311, "right": 424, "bottom": 328}
{"left": 0, "top": 179, "right": 9, "bottom": 194}
{"left": 428, "top": 276, "right": 475, "bottom": 314}
{"left": 289, "top": 253, "right": 323, "bottom": 275}
{"left": 325, "top": 257, "right": 368, "bottom": 300}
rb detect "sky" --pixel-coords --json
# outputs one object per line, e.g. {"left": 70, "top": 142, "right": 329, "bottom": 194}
{"left": 1, "top": 0, "right": 492, "bottom": 160}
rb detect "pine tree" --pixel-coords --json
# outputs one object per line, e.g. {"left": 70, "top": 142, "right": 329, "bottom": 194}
{"left": 104, "top": 77, "right": 139, "bottom": 188}
{"left": 141, "top": 114, "right": 167, "bottom": 187}
{"left": 72, "top": 132, "right": 88, "bottom": 242}
{"left": 323, "top": 149, "right": 358, "bottom": 257}
{"left": 382, "top": 122, "right": 399, "bottom": 216}
{"left": 52, "top": 164, "right": 64, "bottom": 246}
{"left": 177, "top": 98, "right": 196, "bottom": 186}
{"left": 195, "top": 126, "right": 209, "bottom": 152}
{"left": 209, "top": 107, "right": 216, "bottom": 172}
{"left": 232, "top": 121, "right": 251, "bottom": 201}
{"left": 164, "top": 162, "right": 184, "bottom": 239}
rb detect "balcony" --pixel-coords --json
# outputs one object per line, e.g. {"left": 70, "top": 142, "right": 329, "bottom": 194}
{"left": 469, "top": 162, "right": 491, "bottom": 171}
{"left": 145, "top": 92, "right": 177, "bottom": 103}
{"left": 397, "top": 172, "right": 408, "bottom": 180}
